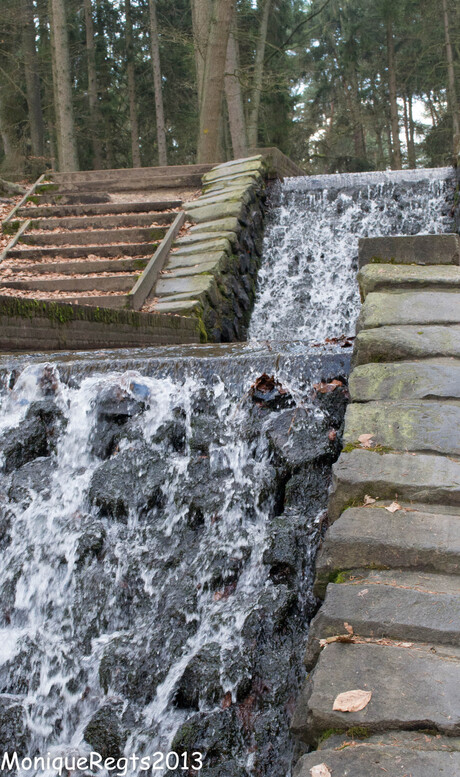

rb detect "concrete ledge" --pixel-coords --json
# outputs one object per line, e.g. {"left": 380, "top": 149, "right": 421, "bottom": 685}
{"left": 359, "top": 234, "right": 460, "bottom": 268}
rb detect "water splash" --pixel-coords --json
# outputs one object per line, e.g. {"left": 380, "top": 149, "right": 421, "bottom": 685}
{"left": 249, "top": 168, "right": 455, "bottom": 342}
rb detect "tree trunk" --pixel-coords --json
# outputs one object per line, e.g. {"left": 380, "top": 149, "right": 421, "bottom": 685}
{"left": 125, "top": 0, "right": 141, "bottom": 168}
{"left": 83, "top": 0, "right": 103, "bottom": 169}
{"left": 21, "top": 0, "right": 46, "bottom": 158}
{"left": 48, "top": 0, "right": 79, "bottom": 171}
{"left": 148, "top": 0, "right": 167, "bottom": 166}
{"left": 224, "top": 16, "right": 248, "bottom": 158}
{"left": 191, "top": 0, "right": 211, "bottom": 110}
{"left": 386, "top": 17, "right": 401, "bottom": 170}
{"left": 441, "top": 0, "right": 460, "bottom": 141}
{"left": 408, "top": 95, "right": 416, "bottom": 168}
{"left": 247, "top": 0, "right": 271, "bottom": 150}
{"left": 197, "top": 0, "right": 235, "bottom": 164}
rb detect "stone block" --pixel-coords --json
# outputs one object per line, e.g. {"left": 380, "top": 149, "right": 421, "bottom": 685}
{"left": 359, "top": 234, "right": 460, "bottom": 268}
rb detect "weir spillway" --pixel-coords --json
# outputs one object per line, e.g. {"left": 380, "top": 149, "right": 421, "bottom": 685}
{"left": 0, "top": 166, "right": 455, "bottom": 776}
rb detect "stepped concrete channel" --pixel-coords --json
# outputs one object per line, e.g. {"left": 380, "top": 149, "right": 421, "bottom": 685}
{"left": 0, "top": 148, "right": 301, "bottom": 350}
{"left": 291, "top": 232, "right": 460, "bottom": 776}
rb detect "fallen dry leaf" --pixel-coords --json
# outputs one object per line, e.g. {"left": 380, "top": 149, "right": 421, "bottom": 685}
{"left": 344, "top": 622, "right": 354, "bottom": 636}
{"left": 385, "top": 501, "right": 401, "bottom": 513}
{"left": 333, "top": 689, "right": 372, "bottom": 712}
{"left": 363, "top": 494, "right": 376, "bottom": 505}
{"left": 310, "top": 764, "right": 331, "bottom": 777}
{"left": 357, "top": 588, "right": 369, "bottom": 597}
{"left": 358, "top": 433, "right": 374, "bottom": 448}
{"left": 328, "top": 429, "right": 337, "bottom": 441}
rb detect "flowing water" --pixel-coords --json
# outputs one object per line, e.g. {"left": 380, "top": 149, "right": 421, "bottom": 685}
{"left": 0, "top": 167, "right": 456, "bottom": 777}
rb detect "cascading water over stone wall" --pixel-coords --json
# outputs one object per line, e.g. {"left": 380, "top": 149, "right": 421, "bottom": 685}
{"left": 0, "top": 166, "right": 456, "bottom": 777}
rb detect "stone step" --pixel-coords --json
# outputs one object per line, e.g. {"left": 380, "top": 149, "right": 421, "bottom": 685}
{"left": 152, "top": 298, "right": 200, "bottom": 314}
{"left": 20, "top": 226, "right": 165, "bottom": 247}
{"left": 291, "top": 641, "right": 460, "bottom": 744}
{"left": 2, "top": 258, "right": 148, "bottom": 276}
{"left": 52, "top": 163, "right": 212, "bottom": 183}
{"left": 37, "top": 294, "right": 128, "bottom": 309}
{"left": 18, "top": 200, "right": 182, "bottom": 219}
{"left": 34, "top": 191, "right": 112, "bottom": 205}
{"left": 328, "top": 448, "right": 460, "bottom": 522}
{"left": 358, "top": 263, "right": 460, "bottom": 298}
{"left": 343, "top": 399, "right": 460, "bottom": 455}
{"left": 306, "top": 570, "right": 460, "bottom": 669}
{"left": 358, "top": 234, "right": 460, "bottom": 268}
{"left": 167, "top": 250, "right": 226, "bottom": 270}
{"left": 55, "top": 174, "right": 203, "bottom": 192}
{"left": 155, "top": 275, "right": 212, "bottom": 298}
{"left": 314, "top": 504, "right": 460, "bottom": 597}
{"left": 357, "top": 291, "right": 460, "bottom": 331}
{"left": 353, "top": 325, "right": 460, "bottom": 364}
{"left": 1, "top": 275, "right": 137, "bottom": 292}
{"left": 349, "top": 359, "right": 460, "bottom": 402}
{"left": 294, "top": 736, "right": 460, "bottom": 776}
{"left": 28, "top": 212, "right": 176, "bottom": 231}
{"left": 7, "top": 243, "right": 158, "bottom": 261}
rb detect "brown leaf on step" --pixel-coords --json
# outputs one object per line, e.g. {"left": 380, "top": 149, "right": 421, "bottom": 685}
{"left": 363, "top": 494, "right": 376, "bottom": 505}
{"left": 310, "top": 765, "right": 331, "bottom": 777}
{"left": 385, "top": 501, "right": 401, "bottom": 513}
{"left": 328, "top": 429, "right": 337, "bottom": 441}
{"left": 344, "top": 622, "right": 354, "bottom": 636}
{"left": 313, "top": 380, "right": 342, "bottom": 394}
{"left": 333, "top": 689, "right": 372, "bottom": 712}
{"left": 358, "top": 433, "right": 374, "bottom": 448}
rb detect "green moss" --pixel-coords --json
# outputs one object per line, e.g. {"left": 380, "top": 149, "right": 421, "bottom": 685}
{"left": 346, "top": 726, "right": 370, "bottom": 739}
{"left": 193, "top": 308, "right": 208, "bottom": 343}
{"left": 369, "top": 256, "right": 396, "bottom": 264}
{"left": 29, "top": 220, "right": 41, "bottom": 230}
{"left": 2, "top": 221, "right": 20, "bottom": 235}
{"left": 26, "top": 195, "right": 39, "bottom": 205}
{"left": 35, "top": 183, "right": 59, "bottom": 194}
{"left": 343, "top": 440, "right": 393, "bottom": 454}
{"left": 328, "top": 570, "right": 349, "bottom": 584}
{"left": 134, "top": 259, "right": 147, "bottom": 271}
{"left": 317, "top": 728, "right": 342, "bottom": 745}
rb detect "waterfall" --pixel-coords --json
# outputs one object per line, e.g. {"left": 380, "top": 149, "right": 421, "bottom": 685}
{"left": 0, "top": 167, "right": 455, "bottom": 777}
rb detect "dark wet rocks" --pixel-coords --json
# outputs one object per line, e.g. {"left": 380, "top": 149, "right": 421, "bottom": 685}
{"left": 83, "top": 703, "right": 127, "bottom": 760}
{"left": 90, "top": 384, "right": 148, "bottom": 459}
{"left": 0, "top": 399, "right": 64, "bottom": 473}
{"left": 0, "top": 697, "right": 28, "bottom": 755}
{"left": 174, "top": 643, "right": 224, "bottom": 710}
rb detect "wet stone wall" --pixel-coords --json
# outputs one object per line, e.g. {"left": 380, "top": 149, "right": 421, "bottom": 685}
{"left": 0, "top": 349, "right": 349, "bottom": 777}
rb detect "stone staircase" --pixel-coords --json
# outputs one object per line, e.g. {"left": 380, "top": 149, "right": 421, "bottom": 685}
{"left": 292, "top": 233, "right": 460, "bottom": 776}
{"left": 0, "top": 165, "right": 209, "bottom": 309}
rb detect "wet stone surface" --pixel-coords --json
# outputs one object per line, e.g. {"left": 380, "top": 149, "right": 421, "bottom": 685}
{"left": 0, "top": 358, "right": 348, "bottom": 776}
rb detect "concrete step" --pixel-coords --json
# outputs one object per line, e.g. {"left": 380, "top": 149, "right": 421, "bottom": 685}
{"left": 155, "top": 275, "right": 212, "bottom": 298}
{"left": 28, "top": 212, "right": 176, "bottom": 231}
{"left": 291, "top": 641, "right": 460, "bottom": 744}
{"left": 306, "top": 569, "right": 460, "bottom": 669}
{"left": 343, "top": 399, "right": 460, "bottom": 455}
{"left": 52, "top": 163, "right": 212, "bottom": 183}
{"left": 358, "top": 263, "right": 460, "bottom": 297}
{"left": 294, "top": 734, "right": 460, "bottom": 776}
{"left": 36, "top": 293, "right": 128, "bottom": 309}
{"left": 2, "top": 258, "right": 148, "bottom": 276}
{"left": 151, "top": 298, "right": 200, "bottom": 314}
{"left": 1, "top": 275, "right": 138, "bottom": 292}
{"left": 7, "top": 243, "right": 158, "bottom": 261}
{"left": 20, "top": 226, "right": 165, "bottom": 247}
{"left": 314, "top": 503, "right": 460, "bottom": 597}
{"left": 349, "top": 359, "right": 460, "bottom": 402}
{"left": 353, "top": 325, "right": 460, "bottom": 364}
{"left": 33, "top": 191, "right": 112, "bottom": 205}
{"left": 359, "top": 234, "right": 460, "bottom": 268}
{"left": 357, "top": 291, "right": 460, "bottom": 331}
{"left": 18, "top": 200, "right": 182, "bottom": 219}
{"left": 328, "top": 449, "right": 460, "bottom": 523}
{"left": 55, "top": 174, "right": 203, "bottom": 192}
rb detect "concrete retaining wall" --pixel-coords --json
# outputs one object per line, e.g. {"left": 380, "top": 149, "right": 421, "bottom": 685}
{"left": 0, "top": 296, "right": 200, "bottom": 352}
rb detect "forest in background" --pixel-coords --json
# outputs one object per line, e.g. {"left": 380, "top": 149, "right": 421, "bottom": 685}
{"left": 0, "top": 0, "right": 459, "bottom": 177}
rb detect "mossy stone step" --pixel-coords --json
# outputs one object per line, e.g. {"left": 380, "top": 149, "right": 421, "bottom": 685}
{"left": 17, "top": 200, "right": 182, "bottom": 219}
{"left": 314, "top": 504, "right": 460, "bottom": 597}
{"left": 4, "top": 258, "right": 148, "bottom": 276}
{"left": 306, "top": 569, "right": 460, "bottom": 669}
{"left": 357, "top": 291, "right": 460, "bottom": 331}
{"left": 20, "top": 226, "right": 165, "bottom": 247}
{"left": 30, "top": 212, "right": 176, "bottom": 231}
{"left": 175, "top": 231, "right": 237, "bottom": 248}
{"left": 172, "top": 237, "right": 233, "bottom": 257}
{"left": 291, "top": 641, "right": 460, "bottom": 744}
{"left": 153, "top": 299, "right": 200, "bottom": 314}
{"left": 294, "top": 740, "right": 460, "bottom": 776}
{"left": 7, "top": 243, "right": 158, "bottom": 261}
{"left": 343, "top": 399, "right": 460, "bottom": 455}
{"left": 1, "top": 275, "right": 137, "bottom": 292}
{"left": 186, "top": 201, "right": 247, "bottom": 224}
{"left": 167, "top": 250, "right": 227, "bottom": 270}
{"left": 358, "top": 263, "right": 460, "bottom": 297}
{"left": 353, "top": 325, "right": 460, "bottom": 364}
{"left": 328, "top": 449, "right": 460, "bottom": 522}
{"left": 155, "top": 275, "right": 212, "bottom": 297}
{"left": 349, "top": 359, "right": 460, "bottom": 402}
{"left": 189, "top": 217, "right": 240, "bottom": 235}
{"left": 359, "top": 234, "right": 460, "bottom": 268}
